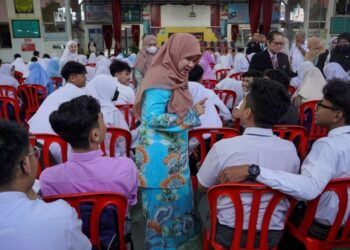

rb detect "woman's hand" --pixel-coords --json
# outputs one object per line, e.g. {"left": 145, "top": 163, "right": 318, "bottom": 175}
{"left": 194, "top": 98, "right": 207, "bottom": 116}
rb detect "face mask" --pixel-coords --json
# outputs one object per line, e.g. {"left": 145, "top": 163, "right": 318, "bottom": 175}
{"left": 112, "top": 89, "right": 119, "bottom": 101}
{"left": 338, "top": 44, "right": 350, "bottom": 51}
{"left": 146, "top": 46, "right": 157, "bottom": 54}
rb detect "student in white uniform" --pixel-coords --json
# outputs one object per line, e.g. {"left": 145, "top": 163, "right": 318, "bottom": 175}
{"left": 289, "top": 31, "right": 308, "bottom": 73}
{"left": 110, "top": 60, "right": 135, "bottom": 105}
{"left": 197, "top": 78, "right": 300, "bottom": 249}
{"left": 218, "top": 79, "right": 350, "bottom": 242}
{"left": 0, "top": 120, "right": 91, "bottom": 250}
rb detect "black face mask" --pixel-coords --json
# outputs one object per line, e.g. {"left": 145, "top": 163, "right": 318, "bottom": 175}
{"left": 338, "top": 44, "right": 350, "bottom": 51}
{"left": 112, "top": 89, "right": 119, "bottom": 101}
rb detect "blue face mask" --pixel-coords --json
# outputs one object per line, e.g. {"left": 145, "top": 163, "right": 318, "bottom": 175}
{"left": 112, "top": 89, "right": 119, "bottom": 101}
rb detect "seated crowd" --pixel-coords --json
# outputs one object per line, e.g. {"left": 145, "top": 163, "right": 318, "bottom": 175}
{"left": 0, "top": 31, "right": 350, "bottom": 250}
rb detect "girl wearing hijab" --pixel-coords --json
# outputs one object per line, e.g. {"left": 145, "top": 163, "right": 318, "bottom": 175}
{"left": 290, "top": 61, "right": 315, "bottom": 88}
{"left": 292, "top": 62, "right": 326, "bottom": 107}
{"left": 316, "top": 36, "right": 338, "bottom": 72}
{"left": 133, "top": 35, "right": 158, "bottom": 90}
{"left": 86, "top": 74, "right": 137, "bottom": 156}
{"left": 330, "top": 32, "right": 350, "bottom": 73}
{"left": 199, "top": 51, "right": 216, "bottom": 80}
{"left": 11, "top": 57, "right": 29, "bottom": 77}
{"left": 25, "top": 62, "right": 55, "bottom": 95}
{"left": 0, "top": 64, "right": 19, "bottom": 90}
{"left": 323, "top": 62, "right": 350, "bottom": 81}
{"left": 87, "top": 53, "right": 97, "bottom": 64}
{"left": 134, "top": 33, "right": 206, "bottom": 249}
{"left": 45, "top": 59, "right": 60, "bottom": 78}
{"left": 60, "top": 40, "right": 80, "bottom": 66}
{"left": 304, "top": 37, "right": 325, "bottom": 65}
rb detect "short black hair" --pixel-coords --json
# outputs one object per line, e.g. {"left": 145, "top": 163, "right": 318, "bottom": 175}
{"left": 0, "top": 120, "right": 29, "bottom": 186}
{"left": 323, "top": 79, "right": 350, "bottom": 124}
{"left": 242, "top": 70, "right": 263, "bottom": 78}
{"left": 245, "top": 78, "right": 290, "bottom": 128}
{"left": 33, "top": 51, "right": 40, "bottom": 57}
{"left": 61, "top": 61, "right": 87, "bottom": 81}
{"left": 267, "top": 31, "right": 283, "bottom": 43}
{"left": 263, "top": 69, "right": 290, "bottom": 90}
{"left": 49, "top": 95, "right": 101, "bottom": 149}
{"left": 99, "top": 52, "right": 104, "bottom": 56}
{"left": 237, "top": 47, "right": 245, "bottom": 53}
{"left": 109, "top": 60, "right": 131, "bottom": 76}
{"left": 30, "top": 57, "right": 38, "bottom": 62}
{"left": 188, "top": 64, "right": 204, "bottom": 82}
{"left": 14, "top": 53, "right": 21, "bottom": 59}
{"left": 43, "top": 54, "right": 50, "bottom": 59}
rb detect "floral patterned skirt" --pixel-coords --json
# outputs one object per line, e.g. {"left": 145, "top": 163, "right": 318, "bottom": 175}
{"left": 141, "top": 182, "right": 199, "bottom": 250}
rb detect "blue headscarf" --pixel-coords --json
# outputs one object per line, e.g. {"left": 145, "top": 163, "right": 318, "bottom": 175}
{"left": 25, "top": 62, "right": 54, "bottom": 95}
{"left": 46, "top": 59, "right": 60, "bottom": 78}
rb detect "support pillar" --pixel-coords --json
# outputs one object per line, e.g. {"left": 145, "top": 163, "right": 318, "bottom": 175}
{"left": 112, "top": 0, "right": 122, "bottom": 55}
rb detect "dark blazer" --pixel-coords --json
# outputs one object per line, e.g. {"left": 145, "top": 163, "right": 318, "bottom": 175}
{"left": 246, "top": 41, "right": 262, "bottom": 55}
{"left": 249, "top": 49, "right": 294, "bottom": 77}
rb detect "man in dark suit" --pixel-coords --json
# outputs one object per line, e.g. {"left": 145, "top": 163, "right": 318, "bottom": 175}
{"left": 249, "top": 31, "right": 294, "bottom": 77}
{"left": 246, "top": 33, "right": 262, "bottom": 55}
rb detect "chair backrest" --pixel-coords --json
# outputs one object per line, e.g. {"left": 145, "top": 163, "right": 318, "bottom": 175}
{"left": 0, "top": 85, "right": 17, "bottom": 97}
{"left": 201, "top": 79, "right": 218, "bottom": 89}
{"left": 18, "top": 84, "right": 47, "bottom": 120}
{"left": 216, "top": 69, "right": 230, "bottom": 81}
{"left": 50, "top": 77, "right": 64, "bottom": 89}
{"left": 14, "top": 71, "right": 23, "bottom": 80}
{"left": 18, "top": 78, "right": 26, "bottom": 85}
{"left": 86, "top": 63, "right": 96, "bottom": 67}
{"left": 229, "top": 72, "right": 243, "bottom": 81}
{"left": 289, "top": 178, "right": 350, "bottom": 248}
{"left": 188, "top": 128, "right": 240, "bottom": 165}
{"left": 272, "top": 125, "right": 309, "bottom": 161}
{"left": 100, "top": 128, "right": 132, "bottom": 157}
{"left": 43, "top": 192, "right": 128, "bottom": 250}
{"left": 207, "top": 183, "right": 293, "bottom": 250}
{"left": 209, "top": 63, "right": 215, "bottom": 70}
{"left": 299, "top": 100, "right": 328, "bottom": 141}
{"left": 214, "top": 89, "right": 237, "bottom": 110}
{"left": 30, "top": 133, "right": 68, "bottom": 177}
{"left": 115, "top": 104, "right": 137, "bottom": 130}
{"left": 288, "top": 85, "right": 296, "bottom": 96}
{"left": 0, "top": 96, "right": 22, "bottom": 123}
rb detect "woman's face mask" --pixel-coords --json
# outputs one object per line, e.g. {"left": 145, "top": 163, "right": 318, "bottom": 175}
{"left": 338, "top": 39, "right": 350, "bottom": 51}
{"left": 146, "top": 46, "right": 158, "bottom": 54}
{"left": 112, "top": 89, "right": 119, "bottom": 101}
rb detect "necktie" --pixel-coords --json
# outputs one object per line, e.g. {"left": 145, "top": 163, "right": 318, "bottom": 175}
{"left": 271, "top": 54, "right": 277, "bottom": 69}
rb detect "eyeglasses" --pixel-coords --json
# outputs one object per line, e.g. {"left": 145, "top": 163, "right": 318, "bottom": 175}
{"left": 28, "top": 146, "right": 41, "bottom": 159}
{"left": 315, "top": 102, "right": 338, "bottom": 111}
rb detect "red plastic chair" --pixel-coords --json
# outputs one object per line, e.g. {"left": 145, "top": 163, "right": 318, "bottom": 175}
{"left": 203, "top": 183, "right": 295, "bottom": 250}
{"left": 287, "top": 178, "right": 350, "bottom": 250}
{"left": 229, "top": 72, "right": 243, "bottom": 81}
{"left": 214, "top": 89, "right": 237, "bottom": 110}
{"left": 30, "top": 133, "right": 68, "bottom": 177}
{"left": 299, "top": 100, "right": 328, "bottom": 142}
{"left": 202, "top": 79, "right": 218, "bottom": 89}
{"left": 115, "top": 104, "right": 137, "bottom": 130}
{"left": 288, "top": 85, "right": 296, "bottom": 96}
{"left": 86, "top": 63, "right": 96, "bottom": 67}
{"left": 234, "top": 118, "right": 241, "bottom": 130}
{"left": 18, "top": 84, "right": 47, "bottom": 120}
{"left": 0, "top": 85, "right": 18, "bottom": 97}
{"left": 43, "top": 192, "right": 128, "bottom": 250}
{"left": 0, "top": 97, "right": 22, "bottom": 123}
{"left": 272, "top": 125, "right": 309, "bottom": 161}
{"left": 14, "top": 71, "right": 23, "bottom": 80}
{"left": 216, "top": 69, "right": 230, "bottom": 81}
{"left": 100, "top": 128, "right": 132, "bottom": 157}
{"left": 18, "top": 78, "right": 26, "bottom": 85}
{"left": 210, "top": 63, "right": 215, "bottom": 70}
{"left": 50, "top": 77, "right": 64, "bottom": 89}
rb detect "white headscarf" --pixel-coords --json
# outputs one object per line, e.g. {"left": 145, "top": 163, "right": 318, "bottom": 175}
{"left": 291, "top": 61, "right": 315, "bottom": 87}
{"left": 86, "top": 75, "right": 118, "bottom": 124}
{"left": 88, "top": 53, "right": 97, "bottom": 64}
{"left": 324, "top": 62, "right": 350, "bottom": 81}
{"left": 38, "top": 58, "right": 50, "bottom": 70}
{"left": 0, "top": 64, "right": 19, "bottom": 88}
{"left": 232, "top": 53, "right": 249, "bottom": 73}
{"left": 297, "top": 66, "right": 326, "bottom": 103}
{"left": 95, "top": 65, "right": 110, "bottom": 76}
{"left": 60, "top": 40, "right": 79, "bottom": 65}
{"left": 11, "top": 58, "right": 29, "bottom": 77}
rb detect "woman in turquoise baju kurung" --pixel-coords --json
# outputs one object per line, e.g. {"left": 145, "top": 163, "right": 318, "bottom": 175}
{"left": 134, "top": 33, "right": 204, "bottom": 250}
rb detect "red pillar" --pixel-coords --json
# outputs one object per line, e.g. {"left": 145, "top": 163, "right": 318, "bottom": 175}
{"left": 112, "top": 0, "right": 121, "bottom": 55}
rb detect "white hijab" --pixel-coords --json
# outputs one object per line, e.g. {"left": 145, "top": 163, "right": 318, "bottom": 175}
{"left": 11, "top": 58, "right": 29, "bottom": 77}
{"left": 297, "top": 66, "right": 326, "bottom": 102}
{"left": 232, "top": 52, "right": 249, "bottom": 73}
{"left": 60, "top": 40, "right": 79, "bottom": 65}
{"left": 38, "top": 58, "right": 50, "bottom": 70}
{"left": 86, "top": 75, "right": 119, "bottom": 124}
{"left": 0, "top": 64, "right": 19, "bottom": 88}
{"left": 88, "top": 53, "right": 97, "bottom": 64}
{"left": 324, "top": 62, "right": 350, "bottom": 81}
{"left": 291, "top": 61, "right": 315, "bottom": 88}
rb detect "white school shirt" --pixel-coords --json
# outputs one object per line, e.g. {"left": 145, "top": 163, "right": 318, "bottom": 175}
{"left": 0, "top": 192, "right": 91, "bottom": 250}
{"left": 257, "top": 126, "right": 350, "bottom": 226}
{"left": 290, "top": 42, "right": 308, "bottom": 72}
{"left": 197, "top": 127, "right": 300, "bottom": 230}
{"left": 215, "top": 78, "right": 244, "bottom": 106}
{"left": 113, "top": 80, "right": 135, "bottom": 105}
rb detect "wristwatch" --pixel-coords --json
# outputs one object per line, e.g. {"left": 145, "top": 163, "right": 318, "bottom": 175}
{"left": 248, "top": 164, "right": 260, "bottom": 180}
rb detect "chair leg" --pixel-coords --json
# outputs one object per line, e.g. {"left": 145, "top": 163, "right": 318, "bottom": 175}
{"left": 202, "top": 229, "right": 210, "bottom": 250}
{"left": 304, "top": 238, "right": 324, "bottom": 250}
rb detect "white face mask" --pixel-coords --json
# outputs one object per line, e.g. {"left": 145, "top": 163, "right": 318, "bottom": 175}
{"left": 146, "top": 46, "right": 157, "bottom": 54}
